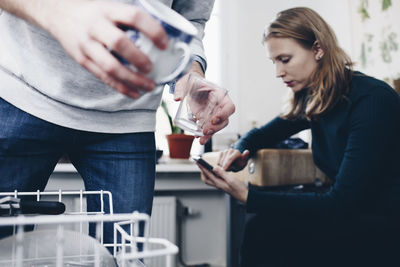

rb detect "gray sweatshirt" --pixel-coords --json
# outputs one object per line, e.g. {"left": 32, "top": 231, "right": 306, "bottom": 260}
{"left": 0, "top": 0, "right": 214, "bottom": 133}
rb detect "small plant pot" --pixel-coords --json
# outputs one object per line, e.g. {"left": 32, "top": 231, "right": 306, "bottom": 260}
{"left": 166, "top": 134, "right": 195, "bottom": 159}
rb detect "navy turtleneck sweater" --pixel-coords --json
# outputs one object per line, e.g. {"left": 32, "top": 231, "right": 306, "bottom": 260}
{"left": 235, "top": 73, "right": 400, "bottom": 218}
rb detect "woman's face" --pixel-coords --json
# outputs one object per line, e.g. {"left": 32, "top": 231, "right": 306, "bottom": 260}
{"left": 266, "top": 37, "right": 320, "bottom": 93}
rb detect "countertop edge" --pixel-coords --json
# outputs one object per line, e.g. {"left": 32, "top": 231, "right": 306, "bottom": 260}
{"left": 54, "top": 162, "right": 201, "bottom": 173}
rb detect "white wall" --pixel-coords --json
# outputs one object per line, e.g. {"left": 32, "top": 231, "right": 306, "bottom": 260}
{"left": 214, "top": 0, "right": 353, "bottom": 135}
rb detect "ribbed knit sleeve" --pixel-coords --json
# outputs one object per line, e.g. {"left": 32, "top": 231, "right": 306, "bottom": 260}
{"left": 233, "top": 116, "right": 310, "bottom": 156}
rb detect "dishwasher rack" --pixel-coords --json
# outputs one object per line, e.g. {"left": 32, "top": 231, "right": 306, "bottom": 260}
{"left": 0, "top": 190, "right": 178, "bottom": 267}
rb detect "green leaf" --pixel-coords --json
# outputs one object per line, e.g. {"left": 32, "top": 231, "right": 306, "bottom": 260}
{"left": 358, "top": 0, "right": 370, "bottom": 21}
{"left": 360, "top": 42, "right": 367, "bottom": 68}
{"left": 388, "top": 32, "right": 398, "bottom": 51}
{"left": 161, "top": 100, "right": 184, "bottom": 134}
{"left": 380, "top": 41, "right": 391, "bottom": 63}
{"left": 382, "top": 0, "right": 392, "bottom": 11}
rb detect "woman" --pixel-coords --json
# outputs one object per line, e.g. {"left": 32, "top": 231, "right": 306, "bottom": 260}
{"left": 196, "top": 7, "right": 400, "bottom": 267}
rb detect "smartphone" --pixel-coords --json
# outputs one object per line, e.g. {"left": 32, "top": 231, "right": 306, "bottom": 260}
{"left": 193, "top": 156, "right": 224, "bottom": 179}
{"left": 192, "top": 156, "right": 214, "bottom": 171}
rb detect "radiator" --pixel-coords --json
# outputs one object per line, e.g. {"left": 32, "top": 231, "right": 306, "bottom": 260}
{"left": 147, "top": 196, "right": 178, "bottom": 267}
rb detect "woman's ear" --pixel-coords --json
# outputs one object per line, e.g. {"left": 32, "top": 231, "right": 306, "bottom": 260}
{"left": 313, "top": 41, "right": 324, "bottom": 60}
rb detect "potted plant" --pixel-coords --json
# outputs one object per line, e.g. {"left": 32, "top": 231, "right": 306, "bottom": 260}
{"left": 161, "top": 101, "right": 194, "bottom": 159}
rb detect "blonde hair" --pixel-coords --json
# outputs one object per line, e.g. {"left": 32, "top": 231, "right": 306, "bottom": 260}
{"left": 264, "top": 7, "right": 353, "bottom": 120}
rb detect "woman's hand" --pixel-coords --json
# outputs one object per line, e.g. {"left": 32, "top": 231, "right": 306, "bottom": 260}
{"left": 218, "top": 148, "right": 250, "bottom": 172}
{"left": 197, "top": 163, "right": 249, "bottom": 203}
{"left": 37, "top": 0, "right": 169, "bottom": 98}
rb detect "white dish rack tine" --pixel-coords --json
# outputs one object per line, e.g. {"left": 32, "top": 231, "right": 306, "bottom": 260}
{"left": 0, "top": 190, "right": 178, "bottom": 267}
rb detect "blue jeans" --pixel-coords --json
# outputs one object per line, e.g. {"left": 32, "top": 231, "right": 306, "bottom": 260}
{"left": 0, "top": 98, "right": 156, "bottom": 243}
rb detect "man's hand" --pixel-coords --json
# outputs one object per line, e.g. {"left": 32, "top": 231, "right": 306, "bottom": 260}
{"left": 173, "top": 61, "right": 204, "bottom": 101}
{"left": 2, "top": 0, "right": 169, "bottom": 98}
{"left": 174, "top": 61, "right": 235, "bottom": 145}
{"left": 200, "top": 92, "right": 235, "bottom": 144}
